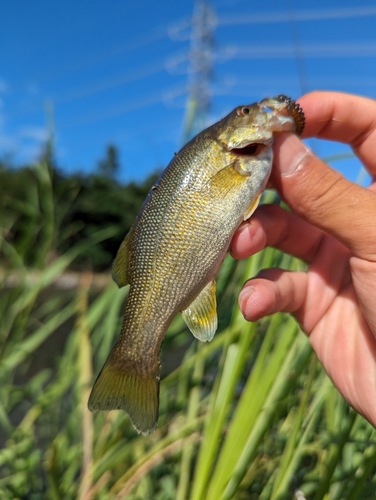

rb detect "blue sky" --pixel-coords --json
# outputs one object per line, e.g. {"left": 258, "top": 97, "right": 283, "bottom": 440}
{"left": 1, "top": 0, "right": 376, "bottom": 184}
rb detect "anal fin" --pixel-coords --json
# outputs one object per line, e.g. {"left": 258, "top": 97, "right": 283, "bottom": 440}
{"left": 182, "top": 280, "right": 217, "bottom": 342}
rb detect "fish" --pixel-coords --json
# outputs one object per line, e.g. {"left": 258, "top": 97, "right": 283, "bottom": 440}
{"left": 88, "top": 95, "right": 305, "bottom": 435}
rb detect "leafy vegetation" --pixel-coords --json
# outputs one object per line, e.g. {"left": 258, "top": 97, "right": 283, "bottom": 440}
{"left": 1, "top": 154, "right": 376, "bottom": 499}
{"left": 0, "top": 145, "right": 159, "bottom": 271}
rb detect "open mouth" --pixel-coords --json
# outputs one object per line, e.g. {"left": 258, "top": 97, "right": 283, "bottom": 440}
{"left": 230, "top": 142, "right": 268, "bottom": 157}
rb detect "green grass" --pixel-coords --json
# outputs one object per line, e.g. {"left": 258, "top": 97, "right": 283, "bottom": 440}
{"left": 1, "top": 160, "right": 376, "bottom": 499}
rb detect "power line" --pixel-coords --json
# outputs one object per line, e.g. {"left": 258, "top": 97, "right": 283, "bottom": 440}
{"left": 215, "top": 42, "right": 376, "bottom": 60}
{"left": 55, "top": 60, "right": 169, "bottom": 105}
{"left": 59, "top": 85, "right": 187, "bottom": 129}
{"left": 26, "top": 5, "right": 373, "bottom": 89}
{"left": 7, "top": 3, "right": 376, "bottom": 169}
{"left": 7, "top": 51, "right": 190, "bottom": 121}
{"left": 214, "top": 74, "right": 376, "bottom": 89}
{"left": 287, "top": 0, "right": 310, "bottom": 95}
{"left": 34, "top": 18, "right": 190, "bottom": 85}
{"left": 218, "top": 5, "right": 376, "bottom": 25}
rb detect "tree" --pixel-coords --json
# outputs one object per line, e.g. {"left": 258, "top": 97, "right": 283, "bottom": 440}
{"left": 97, "top": 144, "right": 119, "bottom": 179}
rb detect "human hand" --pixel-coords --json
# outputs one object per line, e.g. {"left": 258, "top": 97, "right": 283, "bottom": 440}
{"left": 230, "top": 91, "right": 376, "bottom": 426}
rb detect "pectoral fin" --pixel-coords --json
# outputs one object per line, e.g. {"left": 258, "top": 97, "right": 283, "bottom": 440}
{"left": 112, "top": 230, "right": 132, "bottom": 288}
{"left": 182, "top": 280, "right": 218, "bottom": 342}
{"left": 243, "top": 192, "right": 262, "bottom": 221}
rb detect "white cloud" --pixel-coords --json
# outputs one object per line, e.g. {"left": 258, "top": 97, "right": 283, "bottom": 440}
{"left": 0, "top": 123, "right": 50, "bottom": 163}
{"left": 0, "top": 78, "right": 50, "bottom": 162}
{"left": 20, "top": 126, "right": 49, "bottom": 142}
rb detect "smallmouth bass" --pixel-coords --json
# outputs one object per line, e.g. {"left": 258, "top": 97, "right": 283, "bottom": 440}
{"left": 88, "top": 95, "right": 305, "bottom": 434}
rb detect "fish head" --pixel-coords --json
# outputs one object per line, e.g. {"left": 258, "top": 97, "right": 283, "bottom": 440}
{"left": 217, "top": 95, "right": 304, "bottom": 151}
{"left": 215, "top": 95, "right": 305, "bottom": 177}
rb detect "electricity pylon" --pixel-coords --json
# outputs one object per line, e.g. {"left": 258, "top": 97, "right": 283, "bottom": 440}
{"left": 182, "top": 0, "right": 216, "bottom": 143}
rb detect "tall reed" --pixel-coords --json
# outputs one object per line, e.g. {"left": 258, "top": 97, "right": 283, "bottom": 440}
{"left": 1, "top": 162, "right": 375, "bottom": 499}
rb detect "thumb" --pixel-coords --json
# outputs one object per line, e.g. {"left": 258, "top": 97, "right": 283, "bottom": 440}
{"left": 271, "top": 133, "right": 376, "bottom": 261}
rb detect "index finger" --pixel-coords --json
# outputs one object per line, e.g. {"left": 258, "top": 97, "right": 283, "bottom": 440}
{"left": 298, "top": 91, "right": 376, "bottom": 178}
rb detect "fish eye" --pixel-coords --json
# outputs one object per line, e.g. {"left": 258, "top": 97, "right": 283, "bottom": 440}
{"left": 242, "top": 107, "right": 250, "bottom": 115}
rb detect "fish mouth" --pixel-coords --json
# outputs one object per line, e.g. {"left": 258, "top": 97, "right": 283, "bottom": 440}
{"left": 230, "top": 141, "right": 270, "bottom": 157}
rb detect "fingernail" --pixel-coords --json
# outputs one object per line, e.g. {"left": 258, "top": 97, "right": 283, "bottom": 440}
{"left": 239, "top": 283, "right": 255, "bottom": 305}
{"left": 237, "top": 220, "right": 251, "bottom": 234}
{"left": 273, "top": 133, "right": 311, "bottom": 176}
{"left": 239, "top": 285, "right": 256, "bottom": 321}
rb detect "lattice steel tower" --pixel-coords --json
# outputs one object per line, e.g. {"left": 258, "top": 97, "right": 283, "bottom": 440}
{"left": 183, "top": 0, "right": 216, "bottom": 142}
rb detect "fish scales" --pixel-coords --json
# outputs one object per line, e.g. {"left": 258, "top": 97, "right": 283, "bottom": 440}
{"left": 88, "top": 95, "right": 305, "bottom": 434}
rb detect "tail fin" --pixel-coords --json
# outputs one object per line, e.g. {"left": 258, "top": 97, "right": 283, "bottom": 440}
{"left": 88, "top": 359, "right": 160, "bottom": 436}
